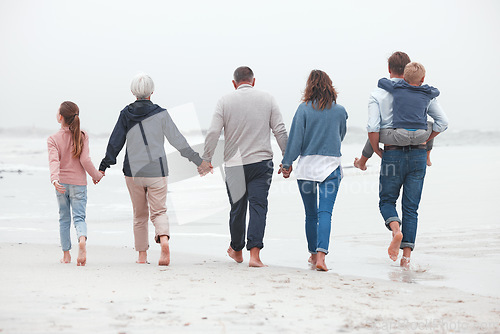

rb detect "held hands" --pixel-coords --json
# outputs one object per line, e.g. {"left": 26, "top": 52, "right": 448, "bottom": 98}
{"left": 93, "top": 170, "right": 105, "bottom": 185}
{"left": 198, "top": 161, "right": 214, "bottom": 177}
{"left": 53, "top": 181, "right": 66, "bottom": 194}
{"left": 375, "top": 147, "right": 384, "bottom": 158}
{"left": 278, "top": 164, "right": 292, "bottom": 178}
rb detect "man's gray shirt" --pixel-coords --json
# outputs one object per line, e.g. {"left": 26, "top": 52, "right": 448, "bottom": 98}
{"left": 203, "top": 84, "right": 288, "bottom": 167}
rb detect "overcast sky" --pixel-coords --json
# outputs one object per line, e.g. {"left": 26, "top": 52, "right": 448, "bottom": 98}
{"left": 1, "top": 0, "right": 499, "bottom": 134}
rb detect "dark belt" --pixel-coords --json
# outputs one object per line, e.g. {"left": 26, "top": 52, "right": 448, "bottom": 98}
{"left": 384, "top": 144, "right": 427, "bottom": 151}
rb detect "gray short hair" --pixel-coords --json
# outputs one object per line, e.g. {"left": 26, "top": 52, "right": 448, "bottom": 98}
{"left": 233, "top": 66, "right": 254, "bottom": 84}
{"left": 130, "top": 73, "right": 155, "bottom": 99}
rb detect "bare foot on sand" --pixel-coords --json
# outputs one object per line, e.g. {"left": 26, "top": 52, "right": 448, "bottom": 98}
{"left": 308, "top": 254, "right": 317, "bottom": 266}
{"left": 388, "top": 231, "right": 403, "bottom": 261}
{"left": 427, "top": 156, "right": 432, "bottom": 166}
{"left": 158, "top": 236, "right": 170, "bottom": 266}
{"left": 400, "top": 248, "right": 411, "bottom": 269}
{"left": 60, "top": 251, "right": 71, "bottom": 264}
{"left": 315, "top": 252, "right": 328, "bottom": 271}
{"left": 249, "top": 247, "right": 266, "bottom": 267}
{"left": 400, "top": 256, "right": 411, "bottom": 269}
{"left": 227, "top": 247, "right": 243, "bottom": 263}
{"left": 136, "top": 251, "right": 149, "bottom": 264}
{"left": 354, "top": 157, "right": 368, "bottom": 171}
{"left": 77, "top": 237, "right": 86, "bottom": 266}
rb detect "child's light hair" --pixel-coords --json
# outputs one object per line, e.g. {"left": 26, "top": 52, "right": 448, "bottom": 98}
{"left": 130, "top": 73, "right": 155, "bottom": 99}
{"left": 403, "top": 62, "right": 426, "bottom": 85}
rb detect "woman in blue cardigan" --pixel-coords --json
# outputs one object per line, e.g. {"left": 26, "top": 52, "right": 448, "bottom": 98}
{"left": 280, "top": 70, "right": 348, "bottom": 271}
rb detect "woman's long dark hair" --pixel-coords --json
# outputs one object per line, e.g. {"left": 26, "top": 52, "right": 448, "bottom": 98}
{"left": 303, "top": 70, "right": 338, "bottom": 110}
{"left": 59, "top": 101, "right": 84, "bottom": 158}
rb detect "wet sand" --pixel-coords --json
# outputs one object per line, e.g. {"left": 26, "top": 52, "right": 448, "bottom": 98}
{"left": 1, "top": 134, "right": 499, "bottom": 332}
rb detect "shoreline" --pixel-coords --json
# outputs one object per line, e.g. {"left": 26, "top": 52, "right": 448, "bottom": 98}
{"left": 1, "top": 242, "right": 499, "bottom": 333}
{"left": 1, "top": 141, "right": 500, "bottom": 333}
{"left": 2, "top": 221, "right": 499, "bottom": 299}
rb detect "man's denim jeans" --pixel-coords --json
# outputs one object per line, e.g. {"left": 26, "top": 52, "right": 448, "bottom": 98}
{"left": 297, "top": 167, "right": 341, "bottom": 255}
{"left": 379, "top": 148, "right": 427, "bottom": 250}
{"left": 56, "top": 184, "right": 87, "bottom": 251}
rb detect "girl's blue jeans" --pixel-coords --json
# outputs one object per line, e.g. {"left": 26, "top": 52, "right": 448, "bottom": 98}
{"left": 297, "top": 167, "right": 341, "bottom": 255}
{"left": 56, "top": 183, "right": 87, "bottom": 251}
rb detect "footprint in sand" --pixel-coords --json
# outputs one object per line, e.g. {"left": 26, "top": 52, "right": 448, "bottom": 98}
{"left": 237, "top": 303, "right": 256, "bottom": 310}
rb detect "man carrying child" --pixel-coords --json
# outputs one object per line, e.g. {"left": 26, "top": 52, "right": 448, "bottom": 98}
{"left": 354, "top": 51, "right": 449, "bottom": 268}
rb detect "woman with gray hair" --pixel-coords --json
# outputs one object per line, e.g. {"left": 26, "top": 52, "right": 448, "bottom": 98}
{"left": 99, "top": 73, "right": 203, "bottom": 266}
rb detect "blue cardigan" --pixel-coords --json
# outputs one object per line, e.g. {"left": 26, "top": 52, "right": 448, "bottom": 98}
{"left": 378, "top": 78, "right": 440, "bottom": 130}
{"left": 281, "top": 101, "right": 348, "bottom": 169}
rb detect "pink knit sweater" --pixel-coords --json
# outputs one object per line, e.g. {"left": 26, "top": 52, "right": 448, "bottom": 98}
{"left": 47, "top": 128, "right": 102, "bottom": 186}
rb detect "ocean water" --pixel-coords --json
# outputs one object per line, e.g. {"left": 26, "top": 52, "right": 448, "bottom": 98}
{"left": 1, "top": 128, "right": 499, "bottom": 298}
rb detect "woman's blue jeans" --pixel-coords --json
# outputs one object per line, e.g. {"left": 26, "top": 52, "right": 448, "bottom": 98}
{"left": 297, "top": 167, "right": 341, "bottom": 255}
{"left": 56, "top": 184, "right": 87, "bottom": 251}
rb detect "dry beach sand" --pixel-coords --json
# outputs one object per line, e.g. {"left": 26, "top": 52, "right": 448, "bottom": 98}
{"left": 0, "top": 243, "right": 499, "bottom": 334}
{"left": 1, "top": 126, "right": 500, "bottom": 333}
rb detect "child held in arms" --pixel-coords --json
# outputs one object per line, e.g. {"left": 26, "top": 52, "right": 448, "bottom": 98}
{"left": 355, "top": 62, "right": 440, "bottom": 170}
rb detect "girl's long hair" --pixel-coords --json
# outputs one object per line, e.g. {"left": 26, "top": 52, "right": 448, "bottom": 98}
{"left": 303, "top": 70, "right": 338, "bottom": 110}
{"left": 59, "top": 101, "right": 84, "bottom": 158}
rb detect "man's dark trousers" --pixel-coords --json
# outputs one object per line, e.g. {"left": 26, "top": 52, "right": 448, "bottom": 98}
{"left": 225, "top": 159, "right": 273, "bottom": 251}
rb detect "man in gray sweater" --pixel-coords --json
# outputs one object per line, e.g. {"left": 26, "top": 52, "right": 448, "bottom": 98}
{"left": 199, "top": 66, "right": 288, "bottom": 267}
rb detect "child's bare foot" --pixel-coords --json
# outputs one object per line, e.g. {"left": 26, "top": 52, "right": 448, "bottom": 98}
{"left": 388, "top": 231, "right": 403, "bottom": 261}
{"left": 227, "top": 247, "right": 243, "bottom": 263}
{"left": 77, "top": 237, "right": 86, "bottom": 266}
{"left": 136, "top": 251, "right": 149, "bottom": 264}
{"left": 354, "top": 157, "right": 368, "bottom": 171}
{"left": 308, "top": 253, "right": 317, "bottom": 266}
{"left": 249, "top": 247, "right": 267, "bottom": 267}
{"left": 158, "top": 236, "right": 170, "bottom": 266}
{"left": 315, "top": 251, "right": 328, "bottom": 271}
{"left": 427, "top": 151, "right": 432, "bottom": 166}
{"left": 60, "top": 251, "right": 71, "bottom": 264}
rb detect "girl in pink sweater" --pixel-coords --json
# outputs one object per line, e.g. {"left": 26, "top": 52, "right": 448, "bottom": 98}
{"left": 47, "top": 101, "right": 103, "bottom": 266}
